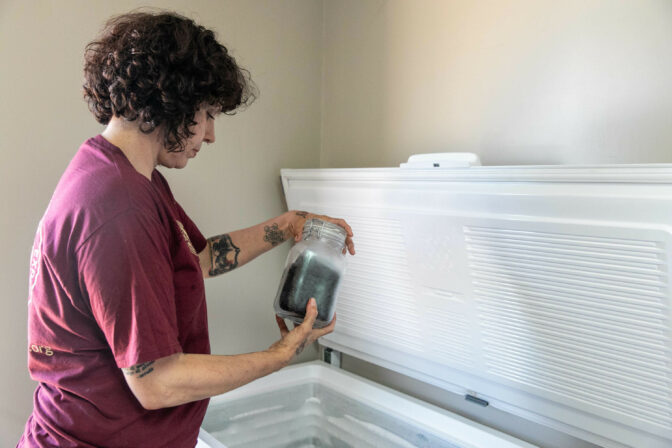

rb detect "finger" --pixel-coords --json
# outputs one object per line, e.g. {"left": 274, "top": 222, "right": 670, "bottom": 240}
{"left": 335, "top": 218, "right": 353, "bottom": 237}
{"left": 315, "top": 313, "right": 337, "bottom": 337}
{"left": 339, "top": 219, "right": 354, "bottom": 237}
{"left": 275, "top": 315, "right": 289, "bottom": 336}
{"left": 320, "top": 217, "right": 354, "bottom": 254}
{"left": 319, "top": 215, "right": 354, "bottom": 237}
{"left": 305, "top": 314, "right": 337, "bottom": 347}
{"left": 345, "top": 236, "right": 355, "bottom": 255}
{"left": 300, "top": 298, "right": 318, "bottom": 330}
{"left": 332, "top": 218, "right": 353, "bottom": 237}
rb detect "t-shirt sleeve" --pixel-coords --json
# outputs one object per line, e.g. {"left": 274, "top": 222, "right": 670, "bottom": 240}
{"left": 77, "top": 209, "right": 182, "bottom": 368}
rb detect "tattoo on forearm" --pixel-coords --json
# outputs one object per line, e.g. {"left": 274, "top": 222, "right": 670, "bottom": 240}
{"left": 122, "top": 361, "right": 155, "bottom": 378}
{"left": 295, "top": 211, "right": 308, "bottom": 218}
{"left": 264, "top": 223, "right": 286, "bottom": 247}
{"left": 208, "top": 234, "right": 241, "bottom": 276}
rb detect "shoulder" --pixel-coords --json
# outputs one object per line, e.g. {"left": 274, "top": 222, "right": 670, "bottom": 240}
{"left": 42, "top": 137, "right": 167, "bottom": 249}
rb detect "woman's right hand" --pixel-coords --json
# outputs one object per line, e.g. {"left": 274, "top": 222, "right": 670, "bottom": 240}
{"left": 268, "top": 298, "right": 336, "bottom": 366}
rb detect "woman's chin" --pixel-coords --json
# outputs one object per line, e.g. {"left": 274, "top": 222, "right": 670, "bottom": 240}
{"left": 159, "top": 155, "right": 190, "bottom": 169}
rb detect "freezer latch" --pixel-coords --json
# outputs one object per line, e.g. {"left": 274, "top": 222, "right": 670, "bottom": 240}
{"left": 465, "top": 393, "right": 489, "bottom": 407}
{"left": 323, "top": 347, "right": 341, "bottom": 368}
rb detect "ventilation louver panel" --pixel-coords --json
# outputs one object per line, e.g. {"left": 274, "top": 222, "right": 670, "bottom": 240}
{"left": 467, "top": 226, "right": 671, "bottom": 430}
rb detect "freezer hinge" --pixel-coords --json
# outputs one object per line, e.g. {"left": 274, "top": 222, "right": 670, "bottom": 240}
{"left": 323, "top": 347, "right": 341, "bottom": 368}
{"left": 465, "top": 393, "right": 489, "bottom": 407}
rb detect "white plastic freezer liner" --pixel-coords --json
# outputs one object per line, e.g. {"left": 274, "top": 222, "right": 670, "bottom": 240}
{"left": 197, "top": 362, "right": 536, "bottom": 448}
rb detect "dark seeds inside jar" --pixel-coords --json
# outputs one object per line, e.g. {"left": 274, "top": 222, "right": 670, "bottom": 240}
{"left": 278, "top": 251, "right": 340, "bottom": 326}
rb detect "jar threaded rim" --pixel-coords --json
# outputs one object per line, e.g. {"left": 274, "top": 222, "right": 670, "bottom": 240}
{"left": 302, "top": 218, "right": 347, "bottom": 244}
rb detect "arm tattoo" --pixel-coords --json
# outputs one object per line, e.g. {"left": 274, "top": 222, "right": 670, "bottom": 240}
{"left": 122, "top": 361, "right": 155, "bottom": 378}
{"left": 263, "top": 223, "right": 286, "bottom": 247}
{"left": 208, "top": 234, "right": 241, "bottom": 276}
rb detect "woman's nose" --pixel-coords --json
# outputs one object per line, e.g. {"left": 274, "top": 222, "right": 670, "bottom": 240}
{"left": 204, "top": 120, "right": 215, "bottom": 144}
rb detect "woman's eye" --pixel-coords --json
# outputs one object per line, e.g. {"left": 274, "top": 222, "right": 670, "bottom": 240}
{"left": 206, "top": 112, "right": 215, "bottom": 120}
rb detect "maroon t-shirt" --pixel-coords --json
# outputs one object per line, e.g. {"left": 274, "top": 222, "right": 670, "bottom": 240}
{"left": 19, "top": 135, "right": 210, "bottom": 447}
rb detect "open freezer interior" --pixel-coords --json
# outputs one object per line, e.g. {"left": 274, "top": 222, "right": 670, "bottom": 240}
{"left": 198, "top": 362, "right": 537, "bottom": 448}
{"left": 202, "top": 381, "right": 459, "bottom": 448}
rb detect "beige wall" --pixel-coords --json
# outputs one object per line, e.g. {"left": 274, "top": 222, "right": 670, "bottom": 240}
{"left": 0, "top": 0, "right": 323, "bottom": 444}
{"left": 322, "top": 0, "right": 672, "bottom": 167}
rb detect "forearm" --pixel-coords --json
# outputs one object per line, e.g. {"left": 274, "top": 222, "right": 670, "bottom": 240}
{"left": 125, "top": 350, "right": 289, "bottom": 410}
{"left": 123, "top": 298, "right": 334, "bottom": 410}
{"left": 201, "top": 211, "right": 304, "bottom": 277}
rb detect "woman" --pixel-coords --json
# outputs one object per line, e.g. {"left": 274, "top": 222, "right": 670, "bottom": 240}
{"left": 19, "top": 11, "right": 354, "bottom": 447}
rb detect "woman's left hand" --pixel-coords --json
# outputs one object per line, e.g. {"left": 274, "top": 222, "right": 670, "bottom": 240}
{"left": 285, "top": 210, "right": 355, "bottom": 255}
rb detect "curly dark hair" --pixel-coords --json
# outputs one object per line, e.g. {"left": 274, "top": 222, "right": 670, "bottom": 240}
{"left": 83, "top": 11, "right": 255, "bottom": 151}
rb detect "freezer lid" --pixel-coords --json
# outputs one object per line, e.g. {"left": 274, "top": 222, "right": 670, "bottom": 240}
{"left": 280, "top": 163, "right": 672, "bottom": 448}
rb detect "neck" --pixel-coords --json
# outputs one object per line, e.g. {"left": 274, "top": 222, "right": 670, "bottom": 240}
{"left": 102, "top": 117, "right": 162, "bottom": 180}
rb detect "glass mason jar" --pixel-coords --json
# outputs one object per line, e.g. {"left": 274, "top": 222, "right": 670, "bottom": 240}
{"left": 274, "top": 218, "right": 347, "bottom": 328}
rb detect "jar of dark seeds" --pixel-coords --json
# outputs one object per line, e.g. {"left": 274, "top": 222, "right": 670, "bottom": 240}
{"left": 274, "top": 218, "right": 347, "bottom": 328}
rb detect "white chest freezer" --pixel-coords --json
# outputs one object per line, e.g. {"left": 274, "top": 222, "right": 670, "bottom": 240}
{"left": 199, "top": 160, "right": 672, "bottom": 448}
